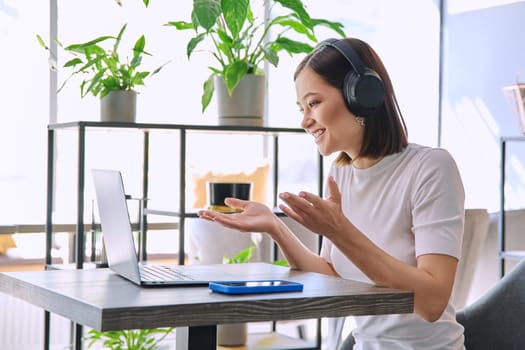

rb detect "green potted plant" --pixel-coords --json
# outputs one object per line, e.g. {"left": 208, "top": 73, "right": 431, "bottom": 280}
{"left": 84, "top": 327, "right": 174, "bottom": 350}
{"left": 166, "top": 0, "right": 345, "bottom": 125}
{"left": 223, "top": 242, "right": 257, "bottom": 264}
{"left": 37, "top": 23, "right": 167, "bottom": 122}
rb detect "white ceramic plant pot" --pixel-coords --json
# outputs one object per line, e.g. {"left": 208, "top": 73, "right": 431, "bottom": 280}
{"left": 215, "top": 74, "right": 265, "bottom": 127}
{"left": 100, "top": 90, "right": 137, "bottom": 123}
{"left": 217, "top": 323, "right": 248, "bottom": 346}
{"left": 187, "top": 219, "right": 268, "bottom": 264}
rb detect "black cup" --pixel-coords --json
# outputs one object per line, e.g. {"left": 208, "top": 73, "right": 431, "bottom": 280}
{"left": 207, "top": 182, "right": 252, "bottom": 212}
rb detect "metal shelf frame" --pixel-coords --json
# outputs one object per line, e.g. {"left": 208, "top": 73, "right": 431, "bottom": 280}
{"left": 498, "top": 136, "right": 525, "bottom": 278}
{"left": 45, "top": 120, "right": 324, "bottom": 350}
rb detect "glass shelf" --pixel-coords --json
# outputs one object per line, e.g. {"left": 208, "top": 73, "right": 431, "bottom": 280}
{"left": 48, "top": 120, "right": 306, "bottom": 135}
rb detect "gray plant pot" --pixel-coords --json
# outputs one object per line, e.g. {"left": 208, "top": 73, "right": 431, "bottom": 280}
{"left": 100, "top": 90, "right": 137, "bottom": 123}
{"left": 217, "top": 323, "right": 248, "bottom": 346}
{"left": 215, "top": 74, "right": 265, "bottom": 127}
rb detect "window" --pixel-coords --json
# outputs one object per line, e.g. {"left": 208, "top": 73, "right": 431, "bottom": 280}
{"left": 0, "top": 1, "right": 49, "bottom": 224}
{"left": 1, "top": 0, "right": 440, "bottom": 259}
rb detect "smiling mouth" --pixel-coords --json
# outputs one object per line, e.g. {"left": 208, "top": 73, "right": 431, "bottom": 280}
{"left": 312, "top": 129, "right": 325, "bottom": 141}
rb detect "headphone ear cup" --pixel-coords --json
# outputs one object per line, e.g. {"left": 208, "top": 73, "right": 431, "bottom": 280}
{"left": 343, "top": 69, "right": 385, "bottom": 117}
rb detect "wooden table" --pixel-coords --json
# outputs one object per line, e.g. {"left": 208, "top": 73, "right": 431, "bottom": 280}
{"left": 0, "top": 262, "right": 413, "bottom": 349}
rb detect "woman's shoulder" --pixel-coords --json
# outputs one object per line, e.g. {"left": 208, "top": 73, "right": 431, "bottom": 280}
{"left": 405, "top": 143, "right": 457, "bottom": 165}
{"left": 404, "top": 144, "right": 461, "bottom": 183}
{"left": 327, "top": 144, "right": 458, "bottom": 177}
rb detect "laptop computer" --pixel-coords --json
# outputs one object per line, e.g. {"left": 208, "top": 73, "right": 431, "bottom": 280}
{"left": 91, "top": 168, "right": 250, "bottom": 286}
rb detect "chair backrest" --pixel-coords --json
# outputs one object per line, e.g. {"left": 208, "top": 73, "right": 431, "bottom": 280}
{"left": 456, "top": 258, "right": 525, "bottom": 349}
{"left": 451, "top": 208, "right": 490, "bottom": 309}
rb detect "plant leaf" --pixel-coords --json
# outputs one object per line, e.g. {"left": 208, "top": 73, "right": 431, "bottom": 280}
{"left": 36, "top": 34, "right": 48, "bottom": 50}
{"left": 165, "top": 20, "right": 194, "bottom": 30}
{"left": 224, "top": 60, "right": 249, "bottom": 94}
{"left": 113, "top": 23, "right": 127, "bottom": 54}
{"left": 224, "top": 244, "right": 256, "bottom": 264}
{"left": 82, "top": 44, "right": 106, "bottom": 57}
{"left": 201, "top": 74, "right": 215, "bottom": 112}
{"left": 216, "top": 29, "right": 233, "bottom": 47}
{"left": 272, "top": 36, "right": 314, "bottom": 54}
{"left": 216, "top": 32, "right": 234, "bottom": 61}
{"left": 221, "top": 0, "right": 249, "bottom": 38}
{"left": 135, "top": 71, "right": 150, "bottom": 80}
{"left": 64, "top": 36, "right": 115, "bottom": 53}
{"left": 272, "top": 259, "right": 290, "bottom": 267}
{"left": 84, "top": 327, "right": 174, "bottom": 350}
{"left": 104, "top": 75, "right": 122, "bottom": 91}
{"left": 191, "top": 9, "right": 200, "bottom": 29}
{"left": 83, "top": 69, "right": 106, "bottom": 97}
{"left": 261, "top": 47, "right": 279, "bottom": 67}
{"left": 193, "top": 0, "right": 221, "bottom": 31}
{"left": 272, "top": 0, "right": 312, "bottom": 27}
{"left": 271, "top": 15, "right": 316, "bottom": 42}
{"left": 63, "top": 57, "right": 83, "bottom": 68}
{"left": 133, "top": 35, "right": 146, "bottom": 56}
{"left": 151, "top": 60, "right": 171, "bottom": 76}
{"left": 246, "top": 4, "right": 253, "bottom": 23}
{"left": 130, "top": 54, "right": 143, "bottom": 69}
{"left": 310, "top": 18, "right": 346, "bottom": 37}
{"left": 187, "top": 33, "right": 206, "bottom": 58}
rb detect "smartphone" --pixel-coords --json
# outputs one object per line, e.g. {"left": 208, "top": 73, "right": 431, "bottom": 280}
{"left": 209, "top": 280, "right": 304, "bottom": 295}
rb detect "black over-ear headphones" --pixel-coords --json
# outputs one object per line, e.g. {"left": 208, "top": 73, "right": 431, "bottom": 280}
{"left": 318, "top": 38, "right": 385, "bottom": 116}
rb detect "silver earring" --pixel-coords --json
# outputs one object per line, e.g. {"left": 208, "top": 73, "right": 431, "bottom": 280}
{"left": 355, "top": 116, "right": 365, "bottom": 127}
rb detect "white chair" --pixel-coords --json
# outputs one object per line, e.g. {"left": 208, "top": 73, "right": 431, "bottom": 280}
{"left": 451, "top": 208, "right": 490, "bottom": 309}
{"left": 468, "top": 208, "right": 525, "bottom": 305}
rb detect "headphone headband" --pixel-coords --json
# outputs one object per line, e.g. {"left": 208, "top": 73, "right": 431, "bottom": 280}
{"left": 320, "top": 38, "right": 367, "bottom": 77}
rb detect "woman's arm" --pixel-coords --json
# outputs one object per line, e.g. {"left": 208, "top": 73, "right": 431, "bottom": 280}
{"left": 269, "top": 215, "right": 339, "bottom": 276}
{"left": 279, "top": 176, "right": 458, "bottom": 322}
{"left": 328, "top": 217, "right": 457, "bottom": 322}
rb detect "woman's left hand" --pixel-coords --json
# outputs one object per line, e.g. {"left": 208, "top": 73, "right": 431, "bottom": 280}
{"left": 278, "top": 176, "right": 346, "bottom": 238}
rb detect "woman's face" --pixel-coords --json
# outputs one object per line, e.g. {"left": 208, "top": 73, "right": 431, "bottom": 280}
{"left": 295, "top": 66, "right": 364, "bottom": 159}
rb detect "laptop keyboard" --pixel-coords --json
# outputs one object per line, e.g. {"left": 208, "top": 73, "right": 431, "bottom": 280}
{"left": 140, "top": 264, "right": 194, "bottom": 281}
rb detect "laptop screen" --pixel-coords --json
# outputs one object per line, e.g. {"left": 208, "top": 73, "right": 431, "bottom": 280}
{"left": 92, "top": 169, "right": 142, "bottom": 284}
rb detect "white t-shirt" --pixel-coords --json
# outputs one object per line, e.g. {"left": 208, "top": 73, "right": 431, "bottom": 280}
{"left": 320, "top": 143, "right": 465, "bottom": 350}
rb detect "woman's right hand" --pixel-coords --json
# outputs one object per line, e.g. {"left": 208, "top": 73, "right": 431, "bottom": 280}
{"left": 198, "top": 198, "right": 279, "bottom": 234}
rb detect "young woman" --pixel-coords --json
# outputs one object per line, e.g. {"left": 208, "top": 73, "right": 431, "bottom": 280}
{"left": 198, "top": 37, "right": 465, "bottom": 349}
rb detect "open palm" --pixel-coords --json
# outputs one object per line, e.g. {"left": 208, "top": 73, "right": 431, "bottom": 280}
{"left": 198, "top": 198, "right": 277, "bottom": 234}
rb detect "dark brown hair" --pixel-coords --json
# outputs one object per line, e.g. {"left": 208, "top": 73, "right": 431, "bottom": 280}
{"left": 294, "top": 38, "right": 408, "bottom": 166}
